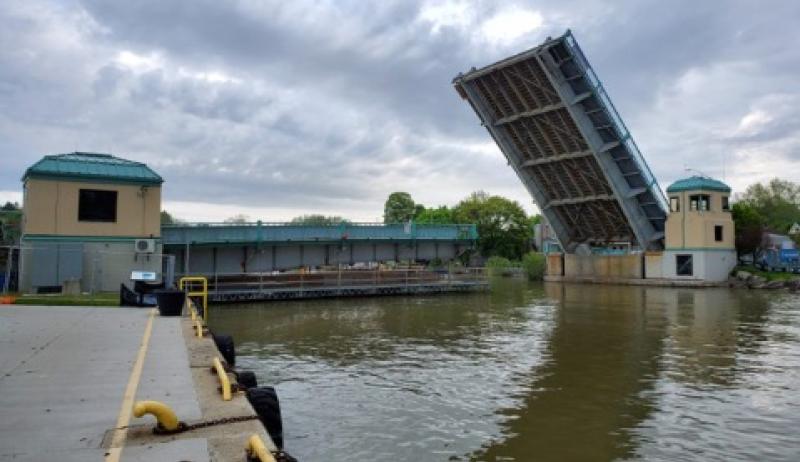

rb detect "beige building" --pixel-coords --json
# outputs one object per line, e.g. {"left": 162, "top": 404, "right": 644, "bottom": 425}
{"left": 20, "top": 152, "right": 163, "bottom": 293}
{"left": 647, "top": 176, "right": 736, "bottom": 281}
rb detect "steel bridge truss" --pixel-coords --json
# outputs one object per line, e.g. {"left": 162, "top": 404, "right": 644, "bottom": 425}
{"left": 454, "top": 30, "right": 667, "bottom": 251}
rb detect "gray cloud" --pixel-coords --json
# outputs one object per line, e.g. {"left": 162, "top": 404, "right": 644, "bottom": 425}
{"left": 1, "top": 0, "right": 799, "bottom": 220}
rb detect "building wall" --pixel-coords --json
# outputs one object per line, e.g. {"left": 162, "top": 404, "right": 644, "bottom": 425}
{"left": 659, "top": 249, "right": 736, "bottom": 282}
{"left": 644, "top": 252, "right": 664, "bottom": 278}
{"left": 564, "top": 254, "right": 642, "bottom": 279}
{"left": 545, "top": 253, "right": 564, "bottom": 276}
{"left": 19, "top": 239, "right": 162, "bottom": 292}
{"left": 23, "top": 178, "right": 161, "bottom": 238}
{"left": 665, "top": 189, "right": 733, "bottom": 250}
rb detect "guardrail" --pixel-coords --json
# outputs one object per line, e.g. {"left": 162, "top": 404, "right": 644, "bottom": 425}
{"left": 176, "top": 267, "right": 489, "bottom": 295}
{"left": 162, "top": 222, "right": 479, "bottom": 245}
{"left": 179, "top": 276, "right": 208, "bottom": 322}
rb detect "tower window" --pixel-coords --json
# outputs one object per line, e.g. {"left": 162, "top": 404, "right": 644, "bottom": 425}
{"left": 670, "top": 197, "right": 680, "bottom": 212}
{"left": 715, "top": 225, "right": 723, "bottom": 242}
{"left": 690, "top": 194, "right": 710, "bottom": 211}
{"left": 721, "top": 196, "right": 730, "bottom": 211}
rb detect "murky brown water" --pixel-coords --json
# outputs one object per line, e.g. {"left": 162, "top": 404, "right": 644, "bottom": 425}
{"left": 209, "top": 279, "right": 800, "bottom": 461}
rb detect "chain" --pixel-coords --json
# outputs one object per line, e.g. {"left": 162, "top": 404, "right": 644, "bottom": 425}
{"left": 154, "top": 415, "right": 259, "bottom": 434}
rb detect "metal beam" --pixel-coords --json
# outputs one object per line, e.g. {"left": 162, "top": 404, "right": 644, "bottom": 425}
{"left": 544, "top": 194, "right": 616, "bottom": 209}
{"left": 493, "top": 102, "right": 565, "bottom": 126}
{"left": 520, "top": 150, "right": 592, "bottom": 167}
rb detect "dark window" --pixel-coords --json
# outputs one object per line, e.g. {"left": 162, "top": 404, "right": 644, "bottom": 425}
{"left": 676, "top": 255, "right": 693, "bottom": 276}
{"left": 715, "top": 225, "right": 723, "bottom": 241}
{"left": 721, "top": 196, "right": 730, "bottom": 211}
{"left": 690, "top": 194, "right": 710, "bottom": 211}
{"left": 78, "top": 189, "right": 117, "bottom": 222}
{"left": 670, "top": 197, "right": 680, "bottom": 212}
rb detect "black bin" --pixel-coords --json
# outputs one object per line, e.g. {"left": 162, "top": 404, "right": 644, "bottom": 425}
{"left": 154, "top": 289, "right": 185, "bottom": 316}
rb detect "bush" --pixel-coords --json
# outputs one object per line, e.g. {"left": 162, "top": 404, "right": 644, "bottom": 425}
{"left": 522, "top": 252, "right": 546, "bottom": 281}
{"left": 486, "top": 256, "right": 517, "bottom": 276}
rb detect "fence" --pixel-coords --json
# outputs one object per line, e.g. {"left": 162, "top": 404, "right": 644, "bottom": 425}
{"left": 176, "top": 267, "right": 489, "bottom": 301}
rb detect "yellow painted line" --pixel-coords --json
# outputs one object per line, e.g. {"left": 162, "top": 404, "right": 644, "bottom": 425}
{"left": 105, "top": 308, "right": 157, "bottom": 462}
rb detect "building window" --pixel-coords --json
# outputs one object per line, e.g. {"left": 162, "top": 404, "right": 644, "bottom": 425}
{"left": 690, "top": 194, "right": 710, "bottom": 211}
{"left": 715, "top": 225, "right": 723, "bottom": 242}
{"left": 721, "top": 196, "right": 729, "bottom": 211}
{"left": 676, "top": 254, "right": 693, "bottom": 276}
{"left": 670, "top": 197, "right": 680, "bottom": 212}
{"left": 78, "top": 189, "right": 118, "bottom": 222}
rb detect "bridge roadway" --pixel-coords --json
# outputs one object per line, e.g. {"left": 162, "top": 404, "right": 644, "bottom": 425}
{"left": 0, "top": 306, "right": 272, "bottom": 461}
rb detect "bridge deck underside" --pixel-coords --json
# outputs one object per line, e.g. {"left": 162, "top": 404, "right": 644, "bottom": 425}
{"left": 455, "top": 32, "right": 667, "bottom": 250}
{"left": 467, "top": 60, "right": 634, "bottom": 244}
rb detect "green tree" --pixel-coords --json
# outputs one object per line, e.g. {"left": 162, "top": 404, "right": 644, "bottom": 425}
{"left": 290, "top": 214, "right": 349, "bottom": 225}
{"left": 731, "top": 202, "right": 763, "bottom": 261}
{"left": 1, "top": 201, "right": 20, "bottom": 211}
{"left": 161, "top": 210, "right": 176, "bottom": 224}
{"left": 415, "top": 205, "right": 454, "bottom": 224}
{"left": 384, "top": 192, "right": 416, "bottom": 224}
{"left": 453, "top": 191, "right": 532, "bottom": 260}
{"left": 739, "top": 178, "right": 800, "bottom": 232}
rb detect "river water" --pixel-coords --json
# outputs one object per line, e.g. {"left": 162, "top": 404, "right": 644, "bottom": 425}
{"left": 210, "top": 279, "right": 800, "bottom": 461}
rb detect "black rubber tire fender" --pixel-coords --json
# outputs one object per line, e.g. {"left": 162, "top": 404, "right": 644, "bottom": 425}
{"left": 246, "top": 386, "right": 284, "bottom": 450}
{"left": 212, "top": 333, "right": 236, "bottom": 366}
{"left": 237, "top": 370, "right": 258, "bottom": 389}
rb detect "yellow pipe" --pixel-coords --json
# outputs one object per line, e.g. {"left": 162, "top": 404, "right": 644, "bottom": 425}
{"left": 212, "top": 357, "right": 232, "bottom": 401}
{"left": 246, "top": 434, "right": 277, "bottom": 462}
{"left": 132, "top": 400, "right": 180, "bottom": 432}
{"left": 179, "top": 276, "right": 208, "bottom": 322}
{"left": 194, "top": 318, "right": 204, "bottom": 338}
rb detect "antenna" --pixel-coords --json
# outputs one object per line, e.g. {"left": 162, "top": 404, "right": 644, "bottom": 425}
{"left": 685, "top": 167, "right": 709, "bottom": 178}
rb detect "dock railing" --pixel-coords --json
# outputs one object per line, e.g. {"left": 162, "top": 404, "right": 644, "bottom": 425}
{"left": 175, "top": 267, "right": 488, "bottom": 298}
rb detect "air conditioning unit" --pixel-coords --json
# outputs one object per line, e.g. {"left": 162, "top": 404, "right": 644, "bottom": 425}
{"left": 134, "top": 238, "right": 156, "bottom": 253}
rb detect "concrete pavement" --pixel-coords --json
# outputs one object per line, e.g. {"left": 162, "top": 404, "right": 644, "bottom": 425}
{"left": 0, "top": 306, "right": 207, "bottom": 461}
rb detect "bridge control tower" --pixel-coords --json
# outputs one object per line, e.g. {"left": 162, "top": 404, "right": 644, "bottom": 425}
{"left": 454, "top": 30, "right": 667, "bottom": 252}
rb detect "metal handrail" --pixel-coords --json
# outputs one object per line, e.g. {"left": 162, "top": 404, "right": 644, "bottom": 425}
{"left": 563, "top": 30, "right": 669, "bottom": 213}
{"left": 179, "top": 276, "right": 208, "bottom": 322}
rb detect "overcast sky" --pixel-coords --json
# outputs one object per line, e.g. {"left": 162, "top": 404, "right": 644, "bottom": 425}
{"left": 1, "top": 0, "right": 799, "bottom": 222}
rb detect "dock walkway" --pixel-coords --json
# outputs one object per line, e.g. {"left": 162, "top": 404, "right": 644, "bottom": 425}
{"left": 0, "top": 306, "right": 270, "bottom": 461}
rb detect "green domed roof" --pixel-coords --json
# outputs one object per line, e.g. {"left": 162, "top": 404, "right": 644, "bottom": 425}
{"left": 22, "top": 152, "right": 162, "bottom": 185}
{"left": 666, "top": 176, "right": 730, "bottom": 193}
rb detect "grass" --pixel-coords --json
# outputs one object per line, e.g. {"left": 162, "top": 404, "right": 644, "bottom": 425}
{"left": 734, "top": 265, "right": 799, "bottom": 282}
{"left": 13, "top": 292, "right": 120, "bottom": 306}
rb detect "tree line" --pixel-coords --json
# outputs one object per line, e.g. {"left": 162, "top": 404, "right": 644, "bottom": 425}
{"left": 732, "top": 178, "right": 800, "bottom": 258}
{"left": 383, "top": 191, "right": 541, "bottom": 261}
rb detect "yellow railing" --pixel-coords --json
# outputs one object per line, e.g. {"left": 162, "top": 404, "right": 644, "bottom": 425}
{"left": 212, "top": 356, "right": 232, "bottom": 401}
{"left": 179, "top": 276, "right": 208, "bottom": 322}
{"left": 246, "top": 434, "right": 277, "bottom": 462}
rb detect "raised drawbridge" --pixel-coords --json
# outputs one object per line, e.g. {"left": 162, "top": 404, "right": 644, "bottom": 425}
{"left": 454, "top": 30, "right": 667, "bottom": 252}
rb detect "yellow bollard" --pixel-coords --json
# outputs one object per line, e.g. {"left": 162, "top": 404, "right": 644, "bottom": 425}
{"left": 246, "top": 434, "right": 277, "bottom": 462}
{"left": 132, "top": 400, "right": 181, "bottom": 432}
{"left": 212, "top": 357, "right": 232, "bottom": 401}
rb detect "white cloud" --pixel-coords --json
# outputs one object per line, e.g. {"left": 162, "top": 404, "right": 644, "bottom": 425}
{"left": 481, "top": 7, "right": 544, "bottom": 45}
{"left": 737, "top": 109, "right": 772, "bottom": 135}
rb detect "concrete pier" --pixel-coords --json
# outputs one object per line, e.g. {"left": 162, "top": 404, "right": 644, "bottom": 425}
{"left": 0, "top": 306, "right": 274, "bottom": 461}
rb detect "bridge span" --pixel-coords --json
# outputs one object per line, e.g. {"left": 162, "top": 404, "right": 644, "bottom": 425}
{"left": 162, "top": 222, "right": 478, "bottom": 276}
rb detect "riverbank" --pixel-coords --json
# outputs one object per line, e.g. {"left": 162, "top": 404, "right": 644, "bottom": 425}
{"left": 0, "top": 305, "right": 276, "bottom": 461}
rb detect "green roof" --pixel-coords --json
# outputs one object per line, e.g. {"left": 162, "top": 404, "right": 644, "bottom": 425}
{"left": 22, "top": 152, "right": 163, "bottom": 185}
{"left": 666, "top": 176, "right": 730, "bottom": 193}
